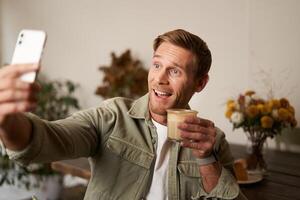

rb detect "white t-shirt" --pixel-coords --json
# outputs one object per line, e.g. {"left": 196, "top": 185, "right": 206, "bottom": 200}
{"left": 146, "top": 120, "right": 171, "bottom": 200}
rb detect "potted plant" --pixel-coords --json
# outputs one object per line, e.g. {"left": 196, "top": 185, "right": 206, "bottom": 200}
{"left": 0, "top": 75, "right": 80, "bottom": 199}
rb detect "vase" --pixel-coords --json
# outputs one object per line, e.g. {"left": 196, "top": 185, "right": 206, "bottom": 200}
{"left": 245, "top": 132, "right": 268, "bottom": 173}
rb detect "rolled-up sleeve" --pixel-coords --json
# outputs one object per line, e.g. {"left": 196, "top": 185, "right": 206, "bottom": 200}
{"left": 197, "top": 167, "right": 240, "bottom": 199}
{"left": 195, "top": 129, "right": 247, "bottom": 200}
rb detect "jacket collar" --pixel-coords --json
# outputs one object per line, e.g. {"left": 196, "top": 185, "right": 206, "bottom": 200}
{"left": 127, "top": 93, "right": 192, "bottom": 121}
{"left": 127, "top": 93, "right": 151, "bottom": 120}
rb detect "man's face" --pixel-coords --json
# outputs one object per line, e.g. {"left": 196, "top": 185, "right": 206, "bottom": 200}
{"left": 148, "top": 42, "right": 206, "bottom": 118}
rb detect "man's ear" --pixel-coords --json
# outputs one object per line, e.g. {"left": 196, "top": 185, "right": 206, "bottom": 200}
{"left": 195, "top": 74, "right": 209, "bottom": 93}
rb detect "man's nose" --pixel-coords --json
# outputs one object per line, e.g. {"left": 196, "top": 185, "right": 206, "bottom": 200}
{"left": 155, "top": 69, "right": 169, "bottom": 84}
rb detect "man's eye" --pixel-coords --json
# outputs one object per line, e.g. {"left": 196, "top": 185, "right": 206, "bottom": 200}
{"left": 170, "top": 68, "right": 180, "bottom": 76}
{"left": 153, "top": 63, "right": 160, "bottom": 69}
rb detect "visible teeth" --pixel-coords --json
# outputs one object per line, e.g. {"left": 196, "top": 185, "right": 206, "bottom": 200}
{"left": 154, "top": 90, "right": 170, "bottom": 96}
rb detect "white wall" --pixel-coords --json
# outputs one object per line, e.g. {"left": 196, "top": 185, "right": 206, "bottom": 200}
{"left": 0, "top": 0, "right": 299, "bottom": 150}
{"left": 248, "top": 0, "right": 300, "bottom": 151}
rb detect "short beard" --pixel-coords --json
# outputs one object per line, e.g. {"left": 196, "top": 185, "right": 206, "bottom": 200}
{"left": 149, "top": 100, "right": 168, "bottom": 115}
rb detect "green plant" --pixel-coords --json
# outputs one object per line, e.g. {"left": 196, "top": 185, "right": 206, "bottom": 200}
{"left": 95, "top": 49, "right": 148, "bottom": 99}
{"left": 34, "top": 76, "right": 80, "bottom": 121}
{"left": 0, "top": 75, "right": 80, "bottom": 189}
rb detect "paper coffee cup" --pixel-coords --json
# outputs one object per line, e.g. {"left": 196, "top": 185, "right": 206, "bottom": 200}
{"left": 167, "top": 109, "right": 198, "bottom": 141}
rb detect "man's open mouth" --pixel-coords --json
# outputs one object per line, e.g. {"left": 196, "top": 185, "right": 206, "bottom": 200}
{"left": 153, "top": 89, "right": 172, "bottom": 97}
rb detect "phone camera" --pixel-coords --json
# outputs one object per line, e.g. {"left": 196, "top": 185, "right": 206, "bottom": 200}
{"left": 18, "top": 40, "right": 22, "bottom": 45}
{"left": 20, "top": 33, "right": 24, "bottom": 37}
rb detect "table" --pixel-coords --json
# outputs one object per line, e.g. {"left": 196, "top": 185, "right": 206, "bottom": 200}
{"left": 51, "top": 157, "right": 91, "bottom": 180}
{"left": 52, "top": 144, "right": 300, "bottom": 200}
{"left": 230, "top": 144, "right": 300, "bottom": 200}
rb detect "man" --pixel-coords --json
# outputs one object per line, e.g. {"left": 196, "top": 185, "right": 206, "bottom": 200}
{"left": 0, "top": 29, "right": 246, "bottom": 199}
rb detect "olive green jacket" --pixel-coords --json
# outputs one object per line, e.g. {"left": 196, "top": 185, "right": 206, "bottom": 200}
{"left": 6, "top": 94, "right": 246, "bottom": 200}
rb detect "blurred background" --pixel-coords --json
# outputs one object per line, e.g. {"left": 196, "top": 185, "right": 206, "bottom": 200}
{"left": 1, "top": 0, "right": 300, "bottom": 199}
{"left": 1, "top": 0, "right": 300, "bottom": 150}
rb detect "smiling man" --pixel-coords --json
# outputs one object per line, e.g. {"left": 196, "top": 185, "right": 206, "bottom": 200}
{"left": 0, "top": 29, "right": 247, "bottom": 199}
{"left": 149, "top": 39, "right": 208, "bottom": 123}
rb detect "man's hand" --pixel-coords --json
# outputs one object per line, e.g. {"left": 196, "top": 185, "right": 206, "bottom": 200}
{"left": 0, "top": 64, "right": 40, "bottom": 151}
{"left": 178, "top": 116, "right": 221, "bottom": 193}
{"left": 178, "top": 116, "right": 216, "bottom": 158}
{"left": 0, "top": 64, "right": 40, "bottom": 124}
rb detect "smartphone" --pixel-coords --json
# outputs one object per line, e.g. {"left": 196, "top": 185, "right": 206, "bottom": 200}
{"left": 11, "top": 29, "right": 47, "bottom": 82}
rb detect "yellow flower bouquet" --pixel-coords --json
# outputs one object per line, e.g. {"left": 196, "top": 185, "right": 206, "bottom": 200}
{"left": 225, "top": 90, "right": 297, "bottom": 170}
{"left": 226, "top": 90, "right": 297, "bottom": 135}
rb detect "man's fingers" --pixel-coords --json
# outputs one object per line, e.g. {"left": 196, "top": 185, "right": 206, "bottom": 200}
{"left": 181, "top": 139, "right": 203, "bottom": 149}
{"left": 183, "top": 116, "right": 214, "bottom": 128}
{"left": 0, "top": 79, "right": 32, "bottom": 91}
{"left": 180, "top": 140, "right": 212, "bottom": 151}
{"left": 180, "top": 140, "right": 214, "bottom": 157}
{"left": 0, "top": 101, "right": 37, "bottom": 115}
{"left": 0, "top": 63, "right": 39, "bottom": 79}
{"left": 0, "top": 64, "right": 40, "bottom": 121}
{"left": 180, "top": 130, "right": 209, "bottom": 141}
{"left": 178, "top": 123, "right": 208, "bottom": 133}
{"left": 0, "top": 89, "right": 37, "bottom": 103}
{"left": 179, "top": 116, "right": 217, "bottom": 159}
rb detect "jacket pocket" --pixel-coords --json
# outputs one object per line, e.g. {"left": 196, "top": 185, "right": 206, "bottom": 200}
{"left": 178, "top": 162, "right": 201, "bottom": 177}
{"left": 106, "top": 135, "right": 154, "bottom": 169}
{"left": 178, "top": 162, "right": 202, "bottom": 200}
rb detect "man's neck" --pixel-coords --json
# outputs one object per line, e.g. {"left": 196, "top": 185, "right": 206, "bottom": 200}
{"left": 150, "top": 112, "right": 167, "bottom": 126}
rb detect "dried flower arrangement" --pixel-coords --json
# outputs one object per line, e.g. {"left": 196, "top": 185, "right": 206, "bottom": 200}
{"left": 95, "top": 49, "right": 148, "bottom": 99}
